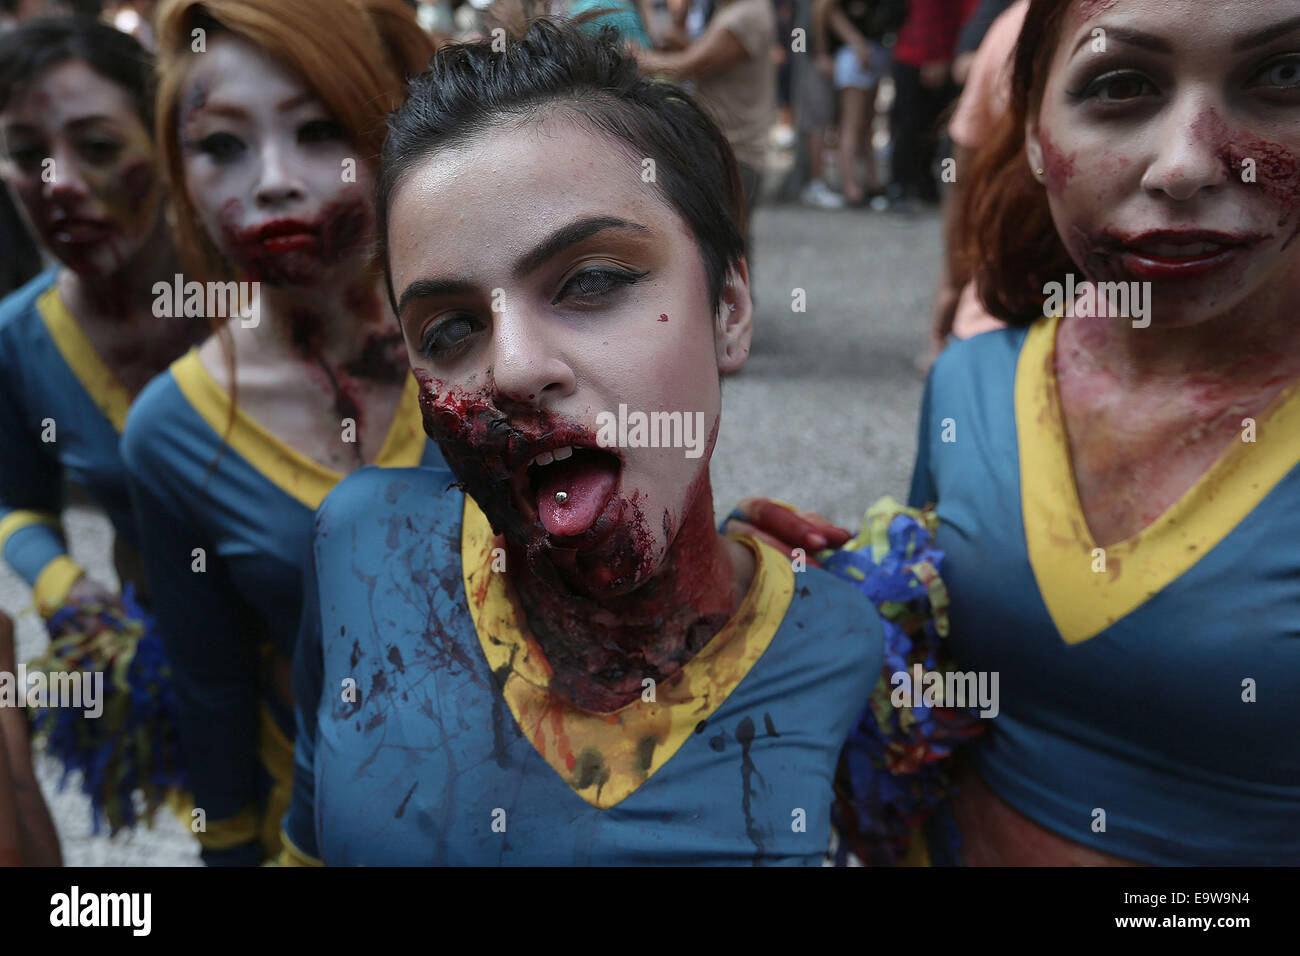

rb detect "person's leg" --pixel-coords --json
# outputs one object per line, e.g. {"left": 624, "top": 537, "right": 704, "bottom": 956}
{"left": 0, "top": 613, "right": 62, "bottom": 866}
{"left": 808, "top": 127, "right": 826, "bottom": 182}
{"left": 889, "top": 61, "right": 924, "bottom": 199}
{"left": 915, "top": 79, "right": 958, "bottom": 204}
{"left": 860, "top": 84, "right": 881, "bottom": 193}
{"left": 837, "top": 86, "right": 867, "bottom": 204}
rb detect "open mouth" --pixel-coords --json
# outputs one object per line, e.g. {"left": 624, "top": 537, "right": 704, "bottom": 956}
{"left": 521, "top": 444, "right": 622, "bottom": 541}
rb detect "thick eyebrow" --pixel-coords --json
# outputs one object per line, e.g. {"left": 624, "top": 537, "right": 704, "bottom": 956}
{"left": 3, "top": 115, "right": 117, "bottom": 136}
{"left": 192, "top": 100, "right": 250, "bottom": 122}
{"left": 1232, "top": 14, "right": 1300, "bottom": 51}
{"left": 1074, "top": 26, "right": 1173, "bottom": 57}
{"left": 276, "top": 91, "right": 319, "bottom": 113}
{"left": 511, "top": 215, "right": 649, "bottom": 278}
{"left": 66, "top": 115, "right": 121, "bottom": 131}
{"left": 396, "top": 277, "right": 477, "bottom": 316}
{"left": 395, "top": 216, "right": 652, "bottom": 315}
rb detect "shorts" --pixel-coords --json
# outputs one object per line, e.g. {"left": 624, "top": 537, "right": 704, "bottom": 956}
{"left": 796, "top": 64, "right": 835, "bottom": 132}
{"left": 834, "top": 41, "right": 889, "bottom": 91}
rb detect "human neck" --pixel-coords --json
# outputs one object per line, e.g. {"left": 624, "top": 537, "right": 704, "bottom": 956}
{"left": 1061, "top": 280, "right": 1300, "bottom": 390}
{"left": 255, "top": 263, "right": 391, "bottom": 365}
{"left": 61, "top": 220, "right": 178, "bottom": 323}
{"left": 507, "top": 473, "right": 747, "bottom": 713}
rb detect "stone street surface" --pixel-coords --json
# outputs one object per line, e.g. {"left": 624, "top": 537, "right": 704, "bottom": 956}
{"left": 1, "top": 200, "right": 941, "bottom": 865}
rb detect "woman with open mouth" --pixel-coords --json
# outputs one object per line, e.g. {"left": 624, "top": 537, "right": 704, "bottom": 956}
{"left": 279, "top": 17, "right": 886, "bottom": 866}
{"left": 731, "top": 0, "right": 1300, "bottom": 865}
{"left": 120, "top": 0, "right": 444, "bottom": 865}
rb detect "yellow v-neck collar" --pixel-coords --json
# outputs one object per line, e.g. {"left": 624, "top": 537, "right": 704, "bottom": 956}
{"left": 461, "top": 495, "right": 794, "bottom": 810}
{"left": 1016, "top": 314, "right": 1300, "bottom": 645}
{"left": 170, "top": 349, "right": 427, "bottom": 510}
{"left": 37, "top": 284, "right": 132, "bottom": 432}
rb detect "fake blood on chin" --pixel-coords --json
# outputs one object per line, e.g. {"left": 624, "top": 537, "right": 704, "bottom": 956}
{"left": 412, "top": 371, "right": 639, "bottom": 578}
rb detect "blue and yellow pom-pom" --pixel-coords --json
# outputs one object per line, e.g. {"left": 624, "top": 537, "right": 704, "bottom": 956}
{"left": 27, "top": 584, "right": 184, "bottom": 835}
{"left": 818, "top": 496, "right": 985, "bottom": 866}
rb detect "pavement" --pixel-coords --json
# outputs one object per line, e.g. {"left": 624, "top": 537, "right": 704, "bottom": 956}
{"left": 1, "top": 194, "right": 942, "bottom": 866}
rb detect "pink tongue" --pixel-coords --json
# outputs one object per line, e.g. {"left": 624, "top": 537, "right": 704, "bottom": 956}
{"left": 536, "top": 455, "right": 618, "bottom": 537}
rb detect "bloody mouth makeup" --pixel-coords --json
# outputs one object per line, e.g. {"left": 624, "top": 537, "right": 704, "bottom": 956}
{"left": 1, "top": 60, "right": 162, "bottom": 278}
{"left": 217, "top": 195, "right": 370, "bottom": 285}
{"left": 177, "top": 34, "right": 376, "bottom": 289}
{"left": 413, "top": 369, "right": 644, "bottom": 595}
{"left": 1031, "top": 0, "right": 1300, "bottom": 324}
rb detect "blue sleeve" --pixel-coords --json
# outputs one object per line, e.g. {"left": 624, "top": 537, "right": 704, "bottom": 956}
{"left": 121, "top": 407, "right": 263, "bottom": 866}
{"left": 907, "top": 368, "right": 938, "bottom": 509}
{"left": 0, "top": 366, "right": 69, "bottom": 586}
{"left": 284, "top": 523, "right": 324, "bottom": 863}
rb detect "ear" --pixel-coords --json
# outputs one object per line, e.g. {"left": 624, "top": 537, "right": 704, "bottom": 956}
{"left": 1025, "top": 115, "right": 1046, "bottom": 184}
{"left": 714, "top": 259, "right": 754, "bottom": 375}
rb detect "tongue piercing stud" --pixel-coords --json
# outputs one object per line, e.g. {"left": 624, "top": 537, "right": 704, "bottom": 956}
{"left": 555, "top": 491, "right": 569, "bottom": 505}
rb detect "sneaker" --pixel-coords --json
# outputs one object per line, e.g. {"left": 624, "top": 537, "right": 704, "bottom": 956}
{"left": 801, "top": 179, "right": 846, "bottom": 209}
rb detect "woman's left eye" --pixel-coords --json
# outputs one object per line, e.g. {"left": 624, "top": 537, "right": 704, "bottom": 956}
{"left": 1250, "top": 55, "right": 1300, "bottom": 90}
{"left": 77, "top": 138, "right": 124, "bottom": 165}
{"left": 298, "top": 119, "right": 346, "bottom": 144}
{"left": 553, "top": 267, "right": 648, "bottom": 305}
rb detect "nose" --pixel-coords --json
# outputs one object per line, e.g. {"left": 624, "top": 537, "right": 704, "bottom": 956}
{"left": 42, "top": 145, "right": 90, "bottom": 204}
{"left": 1142, "top": 101, "right": 1230, "bottom": 202}
{"left": 253, "top": 140, "right": 306, "bottom": 209}
{"left": 489, "top": 303, "right": 576, "bottom": 410}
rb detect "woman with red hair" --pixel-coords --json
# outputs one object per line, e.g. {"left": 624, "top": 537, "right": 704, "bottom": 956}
{"left": 734, "top": 0, "right": 1300, "bottom": 865}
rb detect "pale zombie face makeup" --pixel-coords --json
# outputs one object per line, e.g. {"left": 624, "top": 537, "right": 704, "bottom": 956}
{"left": 177, "top": 34, "right": 374, "bottom": 286}
{"left": 1028, "top": 0, "right": 1300, "bottom": 325}
{"left": 0, "top": 60, "right": 161, "bottom": 278}
{"left": 387, "top": 118, "right": 751, "bottom": 598}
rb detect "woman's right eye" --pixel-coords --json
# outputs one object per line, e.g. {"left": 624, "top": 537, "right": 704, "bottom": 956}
{"left": 195, "top": 132, "right": 245, "bottom": 161}
{"left": 5, "top": 145, "right": 44, "bottom": 171}
{"left": 1072, "top": 70, "right": 1158, "bottom": 104}
{"left": 420, "top": 314, "right": 481, "bottom": 357}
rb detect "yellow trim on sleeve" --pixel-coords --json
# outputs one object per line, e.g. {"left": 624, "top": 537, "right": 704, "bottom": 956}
{"left": 169, "top": 351, "right": 427, "bottom": 510}
{"left": 197, "top": 805, "right": 261, "bottom": 851}
{"left": 1016, "top": 315, "right": 1300, "bottom": 645}
{"left": 258, "top": 703, "right": 295, "bottom": 861}
{"left": 36, "top": 285, "right": 132, "bottom": 432}
{"left": 275, "top": 829, "right": 324, "bottom": 867}
{"left": 33, "top": 555, "right": 84, "bottom": 618}
{"left": 0, "top": 509, "right": 60, "bottom": 552}
{"left": 462, "top": 495, "right": 794, "bottom": 810}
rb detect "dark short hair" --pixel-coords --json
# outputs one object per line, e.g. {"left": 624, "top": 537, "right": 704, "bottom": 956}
{"left": 378, "top": 16, "right": 746, "bottom": 313}
{"left": 0, "top": 17, "right": 155, "bottom": 130}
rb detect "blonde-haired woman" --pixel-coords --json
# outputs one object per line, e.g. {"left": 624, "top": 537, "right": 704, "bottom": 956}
{"left": 122, "top": 0, "right": 442, "bottom": 865}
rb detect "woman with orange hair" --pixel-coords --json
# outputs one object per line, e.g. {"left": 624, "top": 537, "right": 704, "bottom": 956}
{"left": 121, "top": 0, "right": 443, "bottom": 865}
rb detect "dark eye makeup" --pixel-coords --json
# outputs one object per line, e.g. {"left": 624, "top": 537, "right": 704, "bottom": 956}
{"left": 416, "top": 266, "right": 651, "bottom": 360}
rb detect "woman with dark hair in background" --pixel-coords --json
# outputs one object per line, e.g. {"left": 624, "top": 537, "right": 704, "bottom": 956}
{"left": 0, "top": 18, "right": 204, "bottom": 840}
{"left": 0, "top": 18, "right": 199, "bottom": 627}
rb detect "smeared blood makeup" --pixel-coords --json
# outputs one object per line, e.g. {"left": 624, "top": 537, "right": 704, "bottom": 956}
{"left": 219, "top": 196, "right": 370, "bottom": 285}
